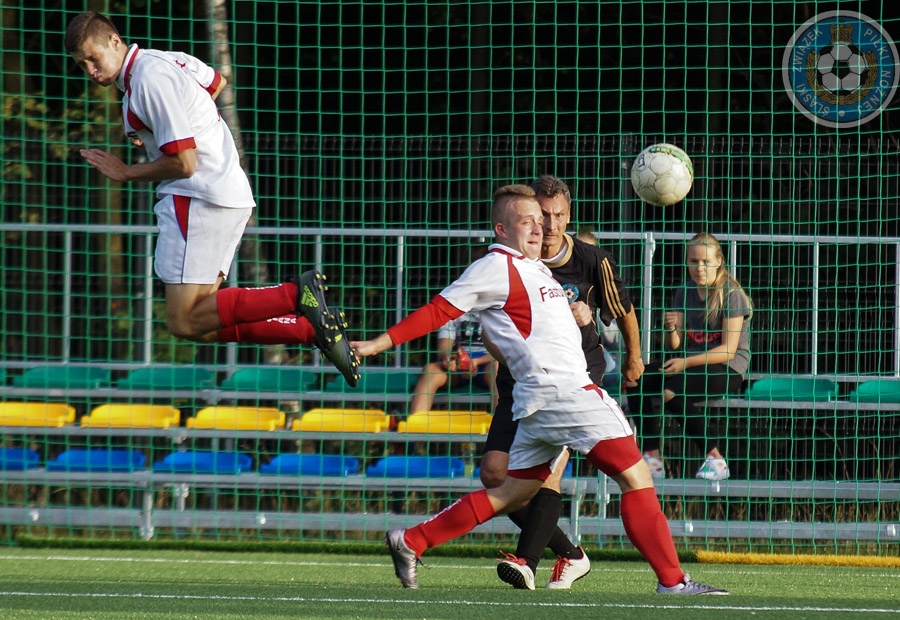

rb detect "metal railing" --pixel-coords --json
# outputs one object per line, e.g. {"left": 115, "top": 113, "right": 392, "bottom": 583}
{"left": 1, "top": 223, "right": 899, "bottom": 380}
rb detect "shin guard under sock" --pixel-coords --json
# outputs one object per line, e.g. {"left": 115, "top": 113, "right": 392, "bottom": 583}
{"left": 216, "top": 283, "right": 298, "bottom": 328}
{"left": 514, "top": 488, "right": 573, "bottom": 571}
{"left": 620, "top": 487, "right": 684, "bottom": 587}
{"left": 217, "top": 315, "right": 315, "bottom": 344}
{"left": 404, "top": 489, "right": 496, "bottom": 555}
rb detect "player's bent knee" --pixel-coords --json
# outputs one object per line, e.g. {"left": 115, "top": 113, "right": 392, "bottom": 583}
{"left": 480, "top": 469, "right": 506, "bottom": 489}
{"left": 166, "top": 319, "right": 215, "bottom": 342}
{"left": 479, "top": 451, "right": 509, "bottom": 488}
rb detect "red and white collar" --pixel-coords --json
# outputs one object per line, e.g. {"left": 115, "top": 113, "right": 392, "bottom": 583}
{"left": 115, "top": 44, "right": 141, "bottom": 93}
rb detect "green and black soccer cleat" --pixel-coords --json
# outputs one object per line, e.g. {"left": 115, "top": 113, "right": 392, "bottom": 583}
{"left": 292, "top": 270, "right": 361, "bottom": 387}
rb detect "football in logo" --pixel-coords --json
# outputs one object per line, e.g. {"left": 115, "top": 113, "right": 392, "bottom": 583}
{"left": 783, "top": 11, "right": 898, "bottom": 128}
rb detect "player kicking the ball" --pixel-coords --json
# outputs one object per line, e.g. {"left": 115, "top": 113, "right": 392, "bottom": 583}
{"left": 351, "top": 184, "right": 727, "bottom": 595}
{"left": 65, "top": 11, "right": 358, "bottom": 386}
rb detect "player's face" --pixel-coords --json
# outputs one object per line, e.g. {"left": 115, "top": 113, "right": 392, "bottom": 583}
{"left": 73, "top": 34, "right": 125, "bottom": 87}
{"left": 537, "top": 194, "right": 570, "bottom": 257}
{"left": 496, "top": 199, "right": 544, "bottom": 259}
{"left": 686, "top": 243, "right": 722, "bottom": 288}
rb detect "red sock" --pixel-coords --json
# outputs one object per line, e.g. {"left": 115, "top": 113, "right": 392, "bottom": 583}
{"left": 216, "top": 283, "right": 298, "bottom": 328}
{"left": 404, "top": 489, "right": 496, "bottom": 555}
{"left": 217, "top": 316, "right": 315, "bottom": 344}
{"left": 620, "top": 487, "right": 684, "bottom": 587}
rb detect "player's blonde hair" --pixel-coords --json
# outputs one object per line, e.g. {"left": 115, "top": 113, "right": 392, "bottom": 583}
{"left": 491, "top": 184, "right": 536, "bottom": 227}
{"left": 65, "top": 11, "right": 119, "bottom": 55}
{"left": 688, "top": 232, "right": 753, "bottom": 323}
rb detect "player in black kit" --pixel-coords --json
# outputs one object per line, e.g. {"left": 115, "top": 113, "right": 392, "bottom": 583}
{"left": 484, "top": 175, "right": 646, "bottom": 590}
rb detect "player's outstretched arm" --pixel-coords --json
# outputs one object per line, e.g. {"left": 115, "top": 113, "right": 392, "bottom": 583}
{"left": 350, "top": 333, "right": 395, "bottom": 358}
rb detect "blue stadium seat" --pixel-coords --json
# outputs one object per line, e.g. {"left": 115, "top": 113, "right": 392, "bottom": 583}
{"left": 45, "top": 449, "right": 146, "bottom": 472}
{"left": 152, "top": 451, "right": 252, "bottom": 474}
{"left": 260, "top": 454, "right": 359, "bottom": 476}
{"left": 0, "top": 448, "right": 40, "bottom": 470}
{"left": 365, "top": 455, "right": 466, "bottom": 478}
{"left": 474, "top": 460, "right": 572, "bottom": 478}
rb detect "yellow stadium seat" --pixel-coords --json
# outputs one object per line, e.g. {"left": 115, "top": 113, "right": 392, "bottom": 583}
{"left": 187, "top": 406, "right": 286, "bottom": 431}
{"left": 291, "top": 408, "right": 390, "bottom": 433}
{"left": 0, "top": 402, "right": 76, "bottom": 428}
{"left": 80, "top": 404, "right": 180, "bottom": 429}
{"left": 398, "top": 410, "right": 493, "bottom": 435}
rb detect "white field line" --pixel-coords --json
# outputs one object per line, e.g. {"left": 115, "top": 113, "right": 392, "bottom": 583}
{"left": 0, "top": 554, "right": 898, "bottom": 579}
{"left": 0, "top": 591, "right": 897, "bottom": 614}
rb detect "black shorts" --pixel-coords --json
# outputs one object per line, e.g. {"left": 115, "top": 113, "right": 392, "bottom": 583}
{"left": 482, "top": 365, "right": 517, "bottom": 454}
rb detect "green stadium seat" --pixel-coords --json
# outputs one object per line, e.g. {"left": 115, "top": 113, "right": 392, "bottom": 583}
{"left": 744, "top": 377, "right": 838, "bottom": 402}
{"left": 12, "top": 365, "right": 111, "bottom": 389}
{"left": 219, "top": 366, "right": 318, "bottom": 392}
{"left": 117, "top": 366, "right": 215, "bottom": 390}
{"left": 848, "top": 379, "right": 900, "bottom": 403}
{"left": 323, "top": 369, "right": 417, "bottom": 394}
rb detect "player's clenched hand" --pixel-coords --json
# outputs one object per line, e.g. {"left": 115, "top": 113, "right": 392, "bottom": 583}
{"left": 622, "top": 354, "right": 645, "bottom": 383}
{"left": 350, "top": 333, "right": 394, "bottom": 358}
{"left": 80, "top": 148, "right": 130, "bottom": 182}
{"left": 569, "top": 301, "right": 593, "bottom": 327}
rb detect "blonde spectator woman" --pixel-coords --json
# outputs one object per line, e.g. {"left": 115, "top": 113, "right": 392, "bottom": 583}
{"left": 628, "top": 232, "right": 752, "bottom": 481}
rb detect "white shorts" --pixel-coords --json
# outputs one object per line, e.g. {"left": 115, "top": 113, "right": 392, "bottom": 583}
{"left": 153, "top": 194, "right": 252, "bottom": 285}
{"left": 508, "top": 384, "right": 633, "bottom": 471}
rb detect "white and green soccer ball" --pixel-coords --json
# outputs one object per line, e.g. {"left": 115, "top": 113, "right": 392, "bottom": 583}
{"left": 630, "top": 143, "right": 694, "bottom": 206}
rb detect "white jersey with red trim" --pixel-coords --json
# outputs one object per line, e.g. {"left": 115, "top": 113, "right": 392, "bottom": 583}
{"left": 438, "top": 243, "right": 591, "bottom": 419}
{"left": 115, "top": 44, "right": 255, "bottom": 209}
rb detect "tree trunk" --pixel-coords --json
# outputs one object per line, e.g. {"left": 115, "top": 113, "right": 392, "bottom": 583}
{"left": 205, "top": 0, "right": 272, "bottom": 289}
{"left": 205, "top": 0, "right": 285, "bottom": 367}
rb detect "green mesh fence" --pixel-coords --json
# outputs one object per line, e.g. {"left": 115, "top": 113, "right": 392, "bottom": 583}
{"left": 0, "top": 1, "right": 898, "bottom": 554}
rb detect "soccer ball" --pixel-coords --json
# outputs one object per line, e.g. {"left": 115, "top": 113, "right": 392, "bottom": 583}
{"left": 816, "top": 43, "right": 868, "bottom": 96}
{"left": 630, "top": 143, "right": 694, "bottom": 206}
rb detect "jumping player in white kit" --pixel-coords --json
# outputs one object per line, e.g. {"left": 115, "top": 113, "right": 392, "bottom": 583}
{"left": 65, "top": 11, "right": 358, "bottom": 385}
{"left": 351, "top": 184, "right": 728, "bottom": 595}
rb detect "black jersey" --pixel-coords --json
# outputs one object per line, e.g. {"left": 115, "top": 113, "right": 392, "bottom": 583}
{"left": 541, "top": 233, "right": 634, "bottom": 383}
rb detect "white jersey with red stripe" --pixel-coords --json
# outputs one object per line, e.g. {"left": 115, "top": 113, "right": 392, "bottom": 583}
{"left": 437, "top": 243, "right": 591, "bottom": 419}
{"left": 115, "top": 44, "right": 255, "bottom": 209}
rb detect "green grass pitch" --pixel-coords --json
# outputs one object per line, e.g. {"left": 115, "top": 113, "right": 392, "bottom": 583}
{"left": 0, "top": 548, "right": 896, "bottom": 619}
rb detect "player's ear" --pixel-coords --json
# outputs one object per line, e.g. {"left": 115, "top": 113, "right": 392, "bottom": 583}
{"left": 494, "top": 221, "right": 507, "bottom": 240}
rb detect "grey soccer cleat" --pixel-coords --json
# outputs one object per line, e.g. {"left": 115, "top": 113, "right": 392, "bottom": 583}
{"left": 656, "top": 573, "right": 729, "bottom": 595}
{"left": 292, "top": 270, "right": 361, "bottom": 387}
{"left": 385, "top": 529, "right": 420, "bottom": 589}
{"left": 496, "top": 551, "right": 535, "bottom": 590}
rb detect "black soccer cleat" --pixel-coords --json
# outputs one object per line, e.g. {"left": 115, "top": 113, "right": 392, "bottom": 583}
{"left": 291, "top": 270, "right": 361, "bottom": 387}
